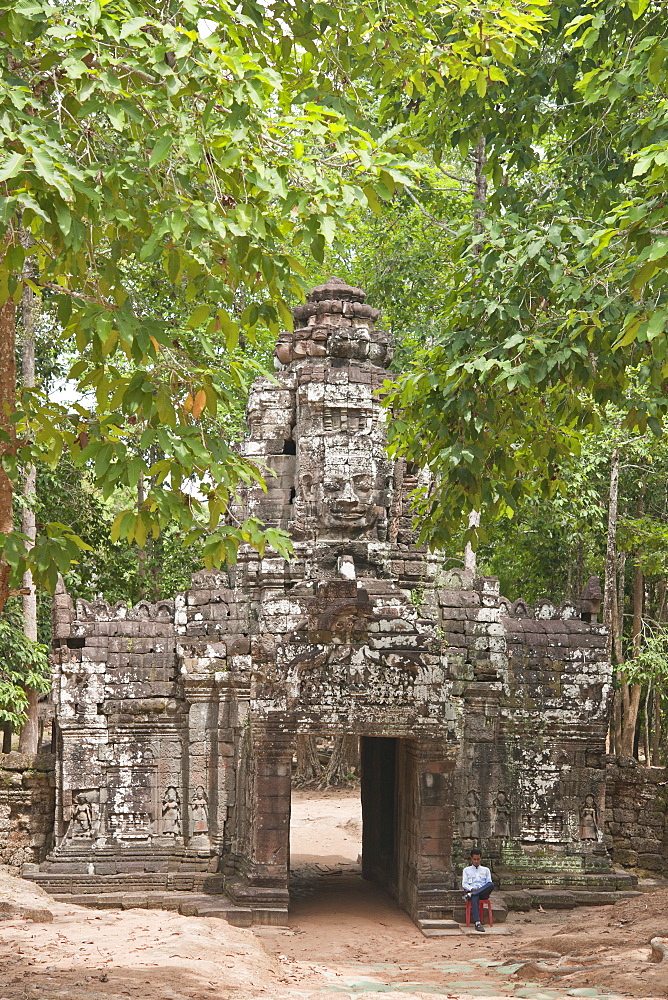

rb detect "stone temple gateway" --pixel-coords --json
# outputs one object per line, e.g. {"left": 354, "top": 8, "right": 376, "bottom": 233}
{"left": 28, "top": 278, "right": 636, "bottom": 928}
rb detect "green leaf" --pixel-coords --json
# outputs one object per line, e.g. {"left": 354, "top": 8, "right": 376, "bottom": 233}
{"left": 149, "top": 135, "right": 174, "bottom": 167}
{"left": 216, "top": 309, "right": 239, "bottom": 351}
{"left": 31, "top": 147, "right": 56, "bottom": 184}
{"left": 187, "top": 305, "right": 210, "bottom": 329}
{"left": 320, "top": 216, "right": 337, "bottom": 242}
{"left": 627, "top": 0, "right": 650, "bottom": 19}
{"left": 631, "top": 260, "right": 662, "bottom": 297}
{"left": 647, "top": 309, "right": 667, "bottom": 341}
{"left": 120, "top": 16, "right": 148, "bottom": 37}
{"left": 311, "top": 233, "right": 325, "bottom": 263}
{"left": 0, "top": 152, "right": 26, "bottom": 183}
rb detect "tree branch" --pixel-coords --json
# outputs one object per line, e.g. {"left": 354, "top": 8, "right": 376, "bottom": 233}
{"left": 38, "top": 282, "right": 118, "bottom": 310}
{"left": 404, "top": 188, "right": 456, "bottom": 234}
{"left": 434, "top": 162, "right": 471, "bottom": 186}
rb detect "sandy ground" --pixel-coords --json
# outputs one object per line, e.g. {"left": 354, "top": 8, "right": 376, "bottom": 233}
{"left": 290, "top": 787, "right": 362, "bottom": 864}
{"left": 0, "top": 790, "right": 666, "bottom": 1000}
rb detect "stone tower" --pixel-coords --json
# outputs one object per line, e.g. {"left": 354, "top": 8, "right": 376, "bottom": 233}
{"left": 232, "top": 275, "right": 432, "bottom": 578}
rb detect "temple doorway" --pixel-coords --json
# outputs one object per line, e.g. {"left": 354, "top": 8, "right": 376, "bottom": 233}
{"left": 288, "top": 736, "right": 405, "bottom": 915}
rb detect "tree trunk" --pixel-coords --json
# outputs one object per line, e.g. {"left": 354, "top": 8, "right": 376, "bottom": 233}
{"left": 619, "top": 488, "right": 646, "bottom": 759}
{"left": 18, "top": 263, "right": 39, "bottom": 753}
{"left": 613, "top": 689, "right": 622, "bottom": 756}
{"left": 603, "top": 447, "right": 619, "bottom": 663}
{"left": 658, "top": 575, "right": 667, "bottom": 623}
{"left": 608, "top": 548, "right": 625, "bottom": 758}
{"left": 473, "top": 134, "right": 487, "bottom": 233}
{"left": 611, "top": 554, "right": 619, "bottom": 656}
{"left": 619, "top": 555, "right": 644, "bottom": 757}
{"left": 464, "top": 134, "right": 488, "bottom": 570}
{"left": 615, "top": 548, "right": 626, "bottom": 666}
{"left": 652, "top": 688, "right": 662, "bottom": 765}
{"left": 644, "top": 683, "right": 651, "bottom": 764}
{"left": 463, "top": 509, "right": 480, "bottom": 575}
{"left": 603, "top": 446, "right": 620, "bottom": 754}
{"left": 632, "top": 561, "right": 643, "bottom": 656}
{"left": 0, "top": 296, "right": 17, "bottom": 617}
{"left": 2, "top": 723, "right": 11, "bottom": 754}
{"left": 137, "top": 473, "right": 146, "bottom": 598}
{"left": 294, "top": 735, "right": 321, "bottom": 785}
{"left": 322, "top": 735, "right": 359, "bottom": 787}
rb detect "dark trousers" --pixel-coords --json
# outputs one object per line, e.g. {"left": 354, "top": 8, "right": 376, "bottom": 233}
{"left": 468, "top": 881, "right": 494, "bottom": 923}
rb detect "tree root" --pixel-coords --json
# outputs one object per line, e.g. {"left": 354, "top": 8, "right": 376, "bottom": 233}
{"left": 514, "top": 960, "right": 622, "bottom": 980}
{"left": 513, "top": 962, "right": 588, "bottom": 978}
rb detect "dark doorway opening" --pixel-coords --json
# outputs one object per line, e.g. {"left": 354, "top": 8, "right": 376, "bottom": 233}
{"left": 360, "top": 736, "right": 398, "bottom": 895}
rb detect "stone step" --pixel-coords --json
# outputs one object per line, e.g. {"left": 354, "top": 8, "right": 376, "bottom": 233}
{"left": 417, "top": 918, "right": 461, "bottom": 938}
{"left": 48, "top": 889, "right": 288, "bottom": 927}
{"left": 24, "top": 871, "right": 223, "bottom": 895}
{"left": 497, "top": 887, "right": 642, "bottom": 910}
{"left": 495, "top": 868, "right": 638, "bottom": 890}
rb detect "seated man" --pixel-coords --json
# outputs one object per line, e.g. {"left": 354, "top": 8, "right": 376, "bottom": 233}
{"left": 462, "top": 848, "right": 494, "bottom": 931}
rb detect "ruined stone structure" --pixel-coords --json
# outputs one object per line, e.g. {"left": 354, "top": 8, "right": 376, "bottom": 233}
{"left": 605, "top": 759, "right": 668, "bottom": 874}
{"left": 0, "top": 752, "right": 54, "bottom": 869}
{"left": 27, "top": 278, "right": 637, "bottom": 927}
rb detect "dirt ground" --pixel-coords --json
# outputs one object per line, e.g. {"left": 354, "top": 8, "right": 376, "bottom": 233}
{"left": 0, "top": 789, "right": 666, "bottom": 1000}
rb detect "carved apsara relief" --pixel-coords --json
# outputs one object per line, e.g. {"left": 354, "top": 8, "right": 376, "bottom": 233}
{"left": 492, "top": 791, "right": 511, "bottom": 838}
{"left": 190, "top": 786, "right": 209, "bottom": 835}
{"left": 68, "top": 792, "right": 94, "bottom": 839}
{"left": 462, "top": 789, "right": 479, "bottom": 840}
{"left": 580, "top": 794, "right": 599, "bottom": 841}
{"left": 162, "top": 786, "right": 182, "bottom": 836}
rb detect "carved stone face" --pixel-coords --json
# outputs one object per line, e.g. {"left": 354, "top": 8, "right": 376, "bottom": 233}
{"left": 318, "top": 466, "right": 380, "bottom": 535}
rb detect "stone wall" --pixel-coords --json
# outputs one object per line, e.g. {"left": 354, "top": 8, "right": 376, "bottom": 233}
{"left": 0, "top": 752, "right": 55, "bottom": 869}
{"left": 605, "top": 758, "right": 668, "bottom": 874}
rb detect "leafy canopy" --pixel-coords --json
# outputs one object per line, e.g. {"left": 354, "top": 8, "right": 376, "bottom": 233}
{"left": 0, "top": 0, "right": 555, "bottom": 594}
{"left": 381, "top": 0, "right": 668, "bottom": 547}
{"left": 0, "top": 0, "right": 410, "bottom": 592}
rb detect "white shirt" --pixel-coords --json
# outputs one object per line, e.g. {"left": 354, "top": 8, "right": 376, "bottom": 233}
{"left": 462, "top": 864, "right": 491, "bottom": 891}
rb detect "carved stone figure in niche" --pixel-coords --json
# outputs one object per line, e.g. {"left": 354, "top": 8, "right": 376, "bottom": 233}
{"left": 462, "top": 789, "right": 479, "bottom": 839}
{"left": 162, "top": 786, "right": 181, "bottom": 836}
{"left": 69, "top": 793, "right": 93, "bottom": 837}
{"left": 493, "top": 791, "right": 511, "bottom": 838}
{"left": 190, "top": 786, "right": 209, "bottom": 834}
{"left": 580, "top": 794, "right": 598, "bottom": 840}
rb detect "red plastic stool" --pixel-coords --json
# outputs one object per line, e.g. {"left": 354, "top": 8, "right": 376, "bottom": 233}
{"left": 465, "top": 897, "right": 493, "bottom": 927}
